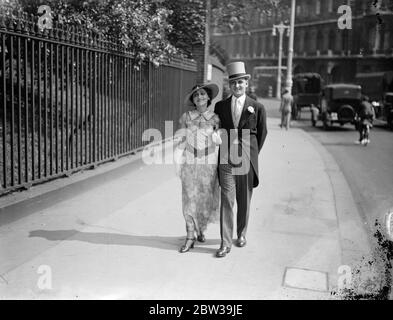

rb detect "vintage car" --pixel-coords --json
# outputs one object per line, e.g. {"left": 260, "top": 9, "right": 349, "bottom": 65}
{"left": 355, "top": 70, "right": 393, "bottom": 129}
{"left": 311, "top": 83, "right": 362, "bottom": 130}
{"left": 292, "top": 73, "right": 323, "bottom": 120}
{"left": 380, "top": 71, "right": 393, "bottom": 130}
{"left": 381, "top": 92, "right": 393, "bottom": 129}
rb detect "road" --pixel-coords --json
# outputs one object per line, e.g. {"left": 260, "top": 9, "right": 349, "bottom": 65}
{"left": 263, "top": 99, "right": 393, "bottom": 234}
{"left": 0, "top": 96, "right": 389, "bottom": 299}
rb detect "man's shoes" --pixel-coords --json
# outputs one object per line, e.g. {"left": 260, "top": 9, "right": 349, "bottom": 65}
{"left": 216, "top": 246, "right": 231, "bottom": 258}
{"left": 237, "top": 236, "right": 247, "bottom": 247}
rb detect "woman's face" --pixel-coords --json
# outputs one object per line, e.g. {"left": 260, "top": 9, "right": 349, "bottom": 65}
{"left": 192, "top": 89, "right": 209, "bottom": 108}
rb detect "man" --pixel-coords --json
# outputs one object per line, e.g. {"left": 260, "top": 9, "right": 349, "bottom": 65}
{"left": 214, "top": 61, "right": 268, "bottom": 258}
{"left": 279, "top": 89, "right": 293, "bottom": 130}
{"left": 356, "top": 95, "right": 375, "bottom": 144}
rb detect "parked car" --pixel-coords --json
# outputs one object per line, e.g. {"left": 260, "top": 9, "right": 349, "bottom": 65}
{"left": 356, "top": 70, "right": 393, "bottom": 129}
{"left": 311, "top": 83, "right": 362, "bottom": 130}
{"left": 380, "top": 71, "right": 393, "bottom": 130}
{"left": 382, "top": 92, "right": 393, "bottom": 130}
{"left": 292, "top": 73, "right": 323, "bottom": 120}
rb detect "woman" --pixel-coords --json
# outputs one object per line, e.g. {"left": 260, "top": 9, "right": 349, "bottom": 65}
{"left": 279, "top": 89, "right": 293, "bottom": 130}
{"left": 176, "top": 83, "right": 221, "bottom": 253}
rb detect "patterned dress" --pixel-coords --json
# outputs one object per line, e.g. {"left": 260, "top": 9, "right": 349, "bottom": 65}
{"left": 178, "top": 109, "right": 221, "bottom": 235}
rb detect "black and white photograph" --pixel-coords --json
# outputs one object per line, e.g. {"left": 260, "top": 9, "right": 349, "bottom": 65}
{"left": 0, "top": 0, "right": 393, "bottom": 306}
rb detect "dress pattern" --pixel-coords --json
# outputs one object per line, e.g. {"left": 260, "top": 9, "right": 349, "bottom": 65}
{"left": 178, "top": 109, "right": 221, "bottom": 234}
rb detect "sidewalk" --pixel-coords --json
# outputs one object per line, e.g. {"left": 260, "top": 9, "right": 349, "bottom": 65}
{"left": 0, "top": 114, "right": 373, "bottom": 299}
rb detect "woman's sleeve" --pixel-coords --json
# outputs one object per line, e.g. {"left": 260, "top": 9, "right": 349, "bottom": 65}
{"left": 179, "top": 112, "right": 187, "bottom": 129}
{"left": 213, "top": 114, "right": 221, "bottom": 130}
{"left": 174, "top": 113, "right": 187, "bottom": 146}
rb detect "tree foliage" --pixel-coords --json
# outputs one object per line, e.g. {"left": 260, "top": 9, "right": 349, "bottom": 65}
{"left": 211, "top": 0, "right": 290, "bottom": 32}
{"left": 0, "top": 0, "right": 290, "bottom": 63}
{"left": 164, "top": 0, "right": 206, "bottom": 58}
{"left": 7, "top": 0, "right": 178, "bottom": 66}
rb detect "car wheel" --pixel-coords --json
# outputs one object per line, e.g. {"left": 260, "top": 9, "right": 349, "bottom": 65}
{"left": 292, "top": 105, "right": 298, "bottom": 120}
{"left": 323, "top": 119, "right": 329, "bottom": 130}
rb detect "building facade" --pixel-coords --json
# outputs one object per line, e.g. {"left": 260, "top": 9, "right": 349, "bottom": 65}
{"left": 212, "top": 0, "right": 393, "bottom": 98}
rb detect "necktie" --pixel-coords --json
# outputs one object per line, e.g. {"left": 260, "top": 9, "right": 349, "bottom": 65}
{"left": 233, "top": 98, "right": 242, "bottom": 128}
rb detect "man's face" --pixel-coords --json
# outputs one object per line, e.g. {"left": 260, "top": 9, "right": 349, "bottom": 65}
{"left": 229, "top": 78, "right": 248, "bottom": 98}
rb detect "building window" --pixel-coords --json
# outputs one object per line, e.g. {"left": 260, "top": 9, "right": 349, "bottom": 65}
{"left": 311, "top": 30, "right": 317, "bottom": 52}
{"left": 249, "top": 35, "right": 254, "bottom": 57}
{"left": 316, "top": 0, "right": 321, "bottom": 14}
{"left": 384, "top": 31, "right": 391, "bottom": 50}
{"left": 243, "top": 36, "right": 248, "bottom": 56}
{"left": 262, "top": 34, "right": 267, "bottom": 55}
{"left": 298, "top": 30, "right": 304, "bottom": 53}
{"left": 259, "top": 12, "right": 264, "bottom": 26}
{"left": 235, "top": 36, "right": 240, "bottom": 56}
{"left": 295, "top": 30, "right": 302, "bottom": 54}
{"left": 303, "top": 1, "right": 309, "bottom": 17}
{"left": 257, "top": 35, "right": 262, "bottom": 56}
{"left": 341, "top": 29, "right": 349, "bottom": 52}
{"left": 269, "top": 34, "right": 275, "bottom": 55}
{"left": 328, "top": 0, "right": 333, "bottom": 12}
{"left": 328, "top": 29, "right": 335, "bottom": 51}
{"left": 296, "top": 5, "right": 301, "bottom": 16}
{"left": 336, "top": 31, "right": 342, "bottom": 52}
{"left": 304, "top": 31, "right": 309, "bottom": 53}
{"left": 316, "top": 30, "right": 324, "bottom": 52}
{"left": 227, "top": 37, "right": 234, "bottom": 55}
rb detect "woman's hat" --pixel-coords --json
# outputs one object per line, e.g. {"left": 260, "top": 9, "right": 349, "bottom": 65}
{"left": 184, "top": 83, "right": 219, "bottom": 107}
{"left": 226, "top": 61, "right": 251, "bottom": 81}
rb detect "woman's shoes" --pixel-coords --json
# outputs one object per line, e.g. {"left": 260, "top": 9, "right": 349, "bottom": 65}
{"left": 197, "top": 233, "right": 206, "bottom": 242}
{"left": 179, "top": 238, "right": 196, "bottom": 253}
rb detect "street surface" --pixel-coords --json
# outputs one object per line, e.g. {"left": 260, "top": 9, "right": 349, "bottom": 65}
{"left": 0, "top": 98, "right": 390, "bottom": 300}
{"left": 263, "top": 99, "right": 393, "bottom": 232}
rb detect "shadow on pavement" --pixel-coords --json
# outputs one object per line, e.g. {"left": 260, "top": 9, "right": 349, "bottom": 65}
{"left": 29, "top": 229, "right": 221, "bottom": 254}
{"left": 298, "top": 124, "right": 356, "bottom": 133}
{"left": 321, "top": 142, "right": 366, "bottom": 147}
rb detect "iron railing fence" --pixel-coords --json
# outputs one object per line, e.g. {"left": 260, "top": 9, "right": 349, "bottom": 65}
{"left": 0, "top": 14, "right": 197, "bottom": 195}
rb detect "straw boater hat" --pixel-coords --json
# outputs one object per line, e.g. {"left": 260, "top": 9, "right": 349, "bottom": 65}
{"left": 226, "top": 61, "right": 251, "bottom": 81}
{"left": 184, "top": 83, "right": 219, "bottom": 107}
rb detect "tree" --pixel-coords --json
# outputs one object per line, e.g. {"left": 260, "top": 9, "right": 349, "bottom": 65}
{"left": 0, "top": 0, "right": 289, "bottom": 63}
{"left": 164, "top": 0, "right": 206, "bottom": 58}
{"left": 210, "top": 0, "right": 290, "bottom": 33}
{"left": 2, "top": 0, "right": 178, "bottom": 65}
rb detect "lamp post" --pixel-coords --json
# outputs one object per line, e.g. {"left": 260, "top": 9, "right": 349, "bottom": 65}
{"left": 272, "top": 22, "right": 289, "bottom": 98}
{"left": 285, "top": 0, "right": 296, "bottom": 94}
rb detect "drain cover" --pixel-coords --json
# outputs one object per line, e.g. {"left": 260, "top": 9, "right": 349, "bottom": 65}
{"left": 283, "top": 267, "right": 328, "bottom": 292}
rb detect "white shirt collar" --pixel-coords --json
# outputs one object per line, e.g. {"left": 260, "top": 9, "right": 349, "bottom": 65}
{"left": 189, "top": 109, "right": 215, "bottom": 121}
{"left": 231, "top": 94, "right": 246, "bottom": 108}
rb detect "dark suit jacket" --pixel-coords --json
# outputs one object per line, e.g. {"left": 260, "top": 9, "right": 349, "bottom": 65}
{"left": 214, "top": 95, "right": 267, "bottom": 188}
